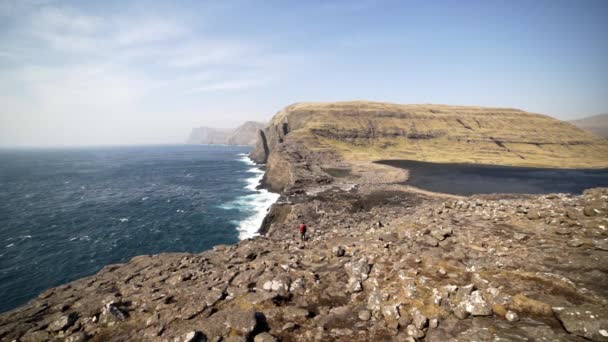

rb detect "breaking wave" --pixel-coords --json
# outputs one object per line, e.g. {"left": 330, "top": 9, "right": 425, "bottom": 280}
{"left": 228, "top": 154, "right": 279, "bottom": 239}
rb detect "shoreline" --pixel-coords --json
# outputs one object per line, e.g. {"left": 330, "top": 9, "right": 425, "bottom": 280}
{"left": 233, "top": 153, "right": 280, "bottom": 240}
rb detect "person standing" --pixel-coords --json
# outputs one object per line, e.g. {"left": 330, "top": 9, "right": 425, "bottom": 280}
{"left": 299, "top": 222, "right": 307, "bottom": 241}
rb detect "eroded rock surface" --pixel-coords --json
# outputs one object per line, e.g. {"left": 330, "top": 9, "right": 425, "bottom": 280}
{"left": 1, "top": 185, "right": 607, "bottom": 341}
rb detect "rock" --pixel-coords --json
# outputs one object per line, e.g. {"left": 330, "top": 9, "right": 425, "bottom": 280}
{"left": 594, "top": 239, "right": 608, "bottom": 251}
{"left": 382, "top": 304, "right": 400, "bottom": 321}
{"left": 411, "top": 308, "right": 428, "bottom": 329}
{"left": 345, "top": 257, "right": 372, "bottom": 281}
{"left": 281, "top": 322, "right": 297, "bottom": 332}
{"left": 398, "top": 316, "right": 412, "bottom": 329}
{"left": 505, "top": 310, "right": 519, "bottom": 322}
{"left": 405, "top": 324, "right": 425, "bottom": 339}
{"left": 283, "top": 307, "right": 309, "bottom": 320}
{"left": 583, "top": 205, "right": 603, "bottom": 217}
{"left": 526, "top": 211, "right": 541, "bottom": 220}
{"left": 331, "top": 328, "right": 354, "bottom": 336}
{"left": 404, "top": 281, "right": 417, "bottom": 299}
{"left": 429, "top": 318, "right": 439, "bottom": 329}
{"left": 329, "top": 306, "right": 350, "bottom": 316}
{"left": 146, "top": 313, "right": 160, "bottom": 327}
{"left": 332, "top": 245, "right": 345, "bottom": 257}
{"left": 421, "top": 235, "right": 439, "bottom": 247}
{"left": 204, "top": 289, "right": 225, "bottom": 306}
{"left": 226, "top": 309, "right": 258, "bottom": 337}
{"left": 183, "top": 331, "right": 206, "bottom": 342}
{"left": 513, "top": 233, "right": 528, "bottom": 241}
{"left": 48, "top": 312, "right": 78, "bottom": 332}
{"left": 463, "top": 291, "right": 492, "bottom": 316}
{"left": 20, "top": 331, "right": 51, "bottom": 342}
{"left": 262, "top": 278, "right": 290, "bottom": 293}
{"left": 553, "top": 305, "right": 608, "bottom": 341}
{"left": 347, "top": 277, "right": 363, "bottom": 293}
{"left": 453, "top": 284, "right": 475, "bottom": 302}
{"left": 358, "top": 310, "right": 371, "bottom": 321}
{"left": 103, "top": 301, "right": 127, "bottom": 321}
{"left": 430, "top": 227, "right": 452, "bottom": 241}
{"left": 254, "top": 332, "right": 278, "bottom": 342}
{"left": 567, "top": 239, "right": 583, "bottom": 247}
{"left": 64, "top": 332, "right": 88, "bottom": 342}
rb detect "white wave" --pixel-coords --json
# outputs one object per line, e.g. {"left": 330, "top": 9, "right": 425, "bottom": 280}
{"left": 223, "top": 154, "right": 280, "bottom": 240}
{"left": 119, "top": 218, "right": 129, "bottom": 222}
{"left": 238, "top": 154, "right": 256, "bottom": 166}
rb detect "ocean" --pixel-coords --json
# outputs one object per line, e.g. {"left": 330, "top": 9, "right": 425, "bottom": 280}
{"left": 0, "top": 145, "right": 278, "bottom": 313}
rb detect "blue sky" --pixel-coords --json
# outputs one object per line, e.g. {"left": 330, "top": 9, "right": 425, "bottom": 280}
{"left": 0, "top": 0, "right": 607, "bottom": 146}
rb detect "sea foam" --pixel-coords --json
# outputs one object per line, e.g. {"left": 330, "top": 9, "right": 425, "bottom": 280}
{"left": 232, "top": 153, "right": 279, "bottom": 240}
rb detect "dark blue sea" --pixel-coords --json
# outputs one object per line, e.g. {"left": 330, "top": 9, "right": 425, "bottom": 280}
{"left": 0, "top": 145, "right": 278, "bottom": 313}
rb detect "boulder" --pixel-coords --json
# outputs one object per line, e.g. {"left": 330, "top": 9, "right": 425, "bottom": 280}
{"left": 332, "top": 245, "right": 346, "bottom": 257}
{"left": 226, "top": 309, "right": 259, "bottom": 337}
{"left": 358, "top": 310, "right": 371, "bottom": 321}
{"left": 183, "top": 331, "right": 207, "bottom": 342}
{"left": 553, "top": 305, "right": 608, "bottom": 341}
{"left": 462, "top": 291, "right": 492, "bottom": 316}
{"left": 48, "top": 312, "right": 78, "bottom": 332}
{"left": 254, "top": 332, "right": 278, "bottom": 342}
{"left": 411, "top": 308, "right": 428, "bottom": 329}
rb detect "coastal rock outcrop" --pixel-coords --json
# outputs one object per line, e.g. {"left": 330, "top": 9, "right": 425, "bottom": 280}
{"left": 2, "top": 183, "right": 607, "bottom": 341}
{"left": 187, "top": 121, "right": 265, "bottom": 146}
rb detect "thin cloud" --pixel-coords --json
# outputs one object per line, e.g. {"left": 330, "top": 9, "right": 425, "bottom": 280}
{"left": 0, "top": 1, "right": 297, "bottom": 146}
{"left": 115, "top": 20, "right": 187, "bottom": 46}
{"left": 192, "top": 78, "right": 272, "bottom": 92}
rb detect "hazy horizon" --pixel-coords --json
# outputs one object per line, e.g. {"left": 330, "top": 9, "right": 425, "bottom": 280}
{"left": 1, "top": 0, "right": 607, "bottom": 147}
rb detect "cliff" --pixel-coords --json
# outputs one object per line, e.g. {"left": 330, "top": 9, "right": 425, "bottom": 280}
{"left": 2, "top": 101, "right": 608, "bottom": 342}
{"left": 570, "top": 113, "right": 608, "bottom": 138}
{"left": 187, "top": 121, "right": 265, "bottom": 146}
{"left": 227, "top": 121, "right": 266, "bottom": 146}
{"left": 186, "top": 127, "right": 232, "bottom": 145}
{"left": 251, "top": 101, "right": 608, "bottom": 192}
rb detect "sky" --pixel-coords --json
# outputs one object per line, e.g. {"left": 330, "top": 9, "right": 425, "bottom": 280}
{"left": 0, "top": 0, "right": 607, "bottom": 147}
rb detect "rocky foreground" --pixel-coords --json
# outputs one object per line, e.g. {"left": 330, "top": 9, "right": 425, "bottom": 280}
{"left": 1, "top": 179, "right": 607, "bottom": 341}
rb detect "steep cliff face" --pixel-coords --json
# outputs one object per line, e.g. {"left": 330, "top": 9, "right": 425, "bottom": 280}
{"left": 251, "top": 101, "right": 608, "bottom": 191}
{"left": 227, "top": 121, "right": 266, "bottom": 146}
{"left": 187, "top": 121, "right": 265, "bottom": 146}
{"left": 186, "top": 127, "right": 232, "bottom": 144}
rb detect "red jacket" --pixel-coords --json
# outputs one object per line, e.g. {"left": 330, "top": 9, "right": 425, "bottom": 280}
{"left": 299, "top": 224, "right": 307, "bottom": 233}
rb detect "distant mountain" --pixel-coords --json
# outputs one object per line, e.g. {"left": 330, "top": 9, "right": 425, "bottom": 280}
{"left": 569, "top": 113, "right": 608, "bottom": 138}
{"left": 186, "top": 127, "right": 232, "bottom": 145}
{"left": 187, "top": 121, "right": 265, "bottom": 146}
{"left": 227, "top": 121, "right": 266, "bottom": 146}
